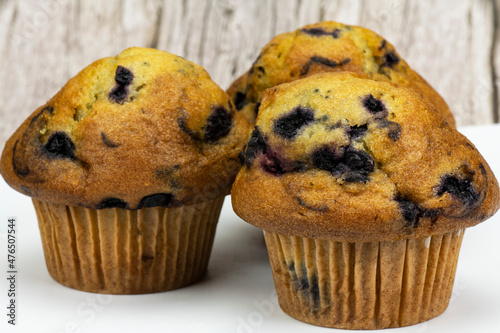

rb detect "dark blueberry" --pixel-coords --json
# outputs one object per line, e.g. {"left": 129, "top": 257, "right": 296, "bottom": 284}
{"left": 233, "top": 91, "right": 248, "bottom": 110}
{"left": 395, "top": 197, "right": 421, "bottom": 227}
{"left": 310, "top": 56, "right": 342, "bottom": 67}
{"left": 437, "top": 175, "right": 479, "bottom": 206}
{"left": 12, "top": 140, "right": 30, "bottom": 177}
{"left": 300, "top": 56, "right": 351, "bottom": 76}
{"left": 244, "top": 127, "right": 267, "bottom": 166}
{"left": 311, "top": 145, "right": 344, "bottom": 172}
{"left": 301, "top": 27, "right": 326, "bottom": 36}
{"left": 97, "top": 198, "right": 128, "bottom": 209}
{"left": 378, "top": 119, "right": 402, "bottom": 141}
{"left": 204, "top": 106, "right": 233, "bottom": 142}
{"left": 139, "top": 193, "right": 174, "bottom": 208}
{"left": 362, "top": 94, "right": 386, "bottom": 116}
{"left": 379, "top": 39, "right": 387, "bottom": 50}
{"left": 330, "top": 28, "right": 342, "bottom": 38}
{"left": 349, "top": 124, "right": 368, "bottom": 139}
{"left": 42, "top": 132, "right": 75, "bottom": 159}
{"left": 101, "top": 132, "right": 120, "bottom": 148}
{"left": 312, "top": 146, "right": 374, "bottom": 182}
{"left": 382, "top": 52, "right": 400, "bottom": 68}
{"left": 109, "top": 85, "right": 129, "bottom": 103}
{"left": 343, "top": 148, "right": 374, "bottom": 175}
{"left": 273, "top": 106, "right": 315, "bottom": 139}
{"left": 254, "top": 101, "right": 261, "bottom": 115}
{"left": 109, "top": 66, "right": 133, "bottom": 103}
{"left": 301, "top": 27, "right": 341, "bottom": 38}
{"left": 386, "top": 121, "right": 402, "bottom": 141}
{"left": 115, "top": 66, "right": 134, "bottom": 85}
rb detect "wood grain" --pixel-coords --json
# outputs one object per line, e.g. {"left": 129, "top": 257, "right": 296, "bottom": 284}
{"left": 0, "top": 0, "right": 499, "bottom": 148}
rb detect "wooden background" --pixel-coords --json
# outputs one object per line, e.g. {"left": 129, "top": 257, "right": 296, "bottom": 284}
{"left": 0, "top": 0, "right": 499, "bottom": 148}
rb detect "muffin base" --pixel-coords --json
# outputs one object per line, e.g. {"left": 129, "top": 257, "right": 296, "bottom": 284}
{"left": 264, "top": 229, "right": 465, "bottom": 329}
{"left": 33, "top": 196, "right": 224, "bottom": 294}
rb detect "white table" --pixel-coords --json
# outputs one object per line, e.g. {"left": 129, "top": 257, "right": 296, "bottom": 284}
{"left": 1, "top": 124, "right": 499, "bottom": 333}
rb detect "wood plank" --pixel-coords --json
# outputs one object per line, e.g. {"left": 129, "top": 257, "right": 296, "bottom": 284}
{"left": 0, "top": 0, "right": 160, "bottom": 147}
{"left": 0, "top": 0, "right": 498, "bottom": 149}
{"left": 359, "top": 0, "right": 496, "bottom": 125}
{"left": 493, "top": 0, "right": 500, "bottom": 123}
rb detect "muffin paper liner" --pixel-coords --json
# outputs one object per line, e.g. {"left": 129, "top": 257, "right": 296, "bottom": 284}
{"left": 33, "top": 196, "right": 224, "bottom": 294}
{"left": 264, "top": 229, "right": 465, "bottom": 329}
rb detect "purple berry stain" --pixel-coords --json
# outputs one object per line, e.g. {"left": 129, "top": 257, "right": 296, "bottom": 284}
{"left": 243, "top": 128, "right": 267, "bottom": 167}
{"left": 259, "top": 149, "right": 302, "bottom": 175}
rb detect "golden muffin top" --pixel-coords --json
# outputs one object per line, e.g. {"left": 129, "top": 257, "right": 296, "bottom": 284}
{"left": 228, "top": 21, "right": 454, "bottom": 127}
{"left": 232, "top": 72, "right": 498, "bottom": 242}
{"left": 1, "top": 47, "right": 251, "bottom": 209}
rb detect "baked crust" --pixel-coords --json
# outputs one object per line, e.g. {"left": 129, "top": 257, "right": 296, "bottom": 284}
{"left": 227, "top": 21, "right": 455, "bottom": 127}
{"left": 231, "top": 72, "right": 499, "bottom": 242}
{"left": 1, "top": 47, "right": 251, "bottom": 209}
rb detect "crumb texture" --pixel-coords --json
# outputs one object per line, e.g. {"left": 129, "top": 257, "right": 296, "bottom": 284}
{"left": 227, "top": 21, "right": 455, "bottom": 127}
{"left": 0, "top": 47, "right": 251, "bottom": 209}
{"left": 232, "top": 72, "right": 500, "bottom": 242}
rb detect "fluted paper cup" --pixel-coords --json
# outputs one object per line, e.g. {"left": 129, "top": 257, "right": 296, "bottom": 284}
{"left": 33, "top": 196, "right": 224, "bottom": 294}
{"left": 264, "top": 229, "right": 465, "bottom": 329}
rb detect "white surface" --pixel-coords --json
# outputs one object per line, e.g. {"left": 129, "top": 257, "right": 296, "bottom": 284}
{"left": 1, "top": 124, "right": 500, "bottom": 333}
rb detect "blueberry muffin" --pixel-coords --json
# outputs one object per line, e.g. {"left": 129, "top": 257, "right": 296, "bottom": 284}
{"left": 231, "top": 72, "right": 499, "bottom": 329}
{"left": 227, "top": 21, "right": 454, "bottom": 127}
{"left": 0, "top": 47, "right": 251, "bottom": 294}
